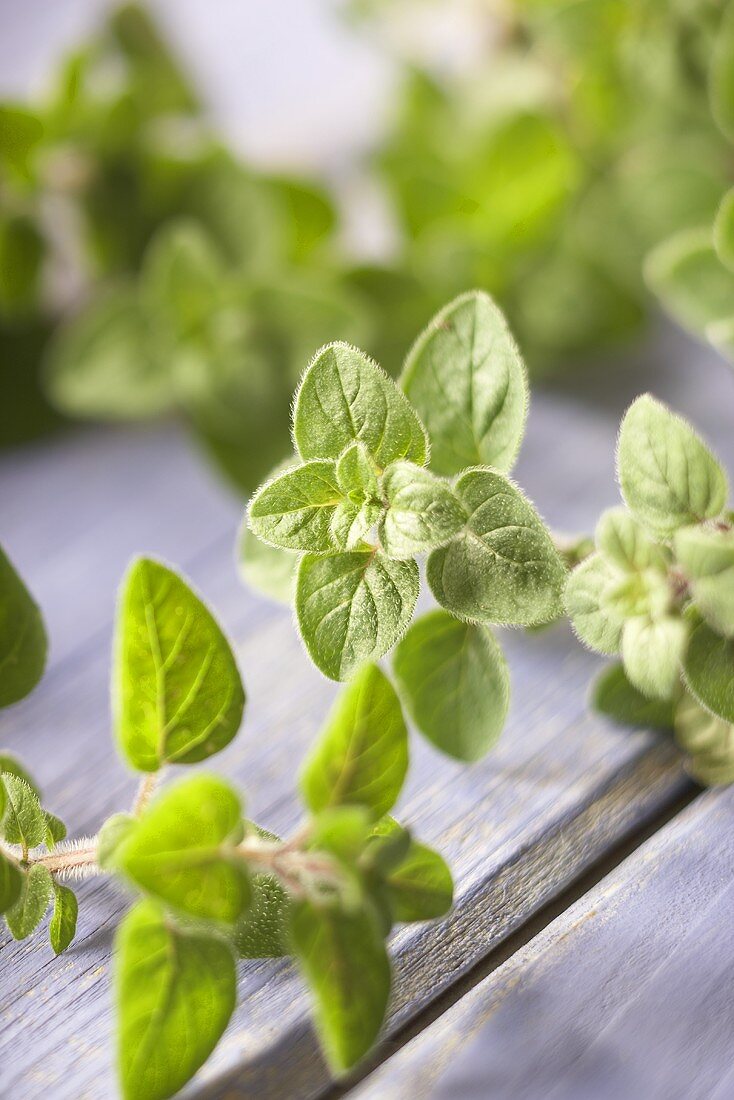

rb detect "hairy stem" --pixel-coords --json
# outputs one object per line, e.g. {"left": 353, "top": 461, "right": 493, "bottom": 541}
{"left": 133, "top": 772, "right": 161, "bottom": 816}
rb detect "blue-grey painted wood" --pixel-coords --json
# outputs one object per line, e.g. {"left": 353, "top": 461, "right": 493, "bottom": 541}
{"left": 0, "top": 329, "right": 732, "bottom": 1098}
{"left": 355, "top": 786, "right": 734, "bottom": 1100}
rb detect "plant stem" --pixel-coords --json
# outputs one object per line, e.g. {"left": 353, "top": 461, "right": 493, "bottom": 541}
{"left": 133, "top": 772, "right": 161, "bottom": 816}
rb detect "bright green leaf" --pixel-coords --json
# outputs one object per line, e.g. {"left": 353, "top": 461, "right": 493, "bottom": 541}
{"left": 336, "top": 442, "right": 380, "bottom": 502}
{"left": 393, "top": 610, "right": 509, "bottom": 761}
{"left": 2, "top": 774, "right": 46, "bottom": 849}
{"left": 296, "top": 551, "right": 419, "bottom": 681}
{"left": 379, "top": 461, "right": 466, "bottom": 559}
{"left": 116, "top": 899, "right": 236, "bottom": 1100}
{"left": 301, "top": 663, "right": 408, "bottom": 818}
{"left": 427, "top": 468, "right": 566, "bottom": 626}
{"left": 49, "top": 883, "right": 78, "bottom": 955}
{"left": 0, "top": 753, "right": 39, "bottom": 795}
{"left": 370, "top": 819, "right": 453, "bottom": 922}
{"left": 0, "top": 851, "right": 22, "bottom": 913}
{"left": 248, "top": 460, "right": 343, "bottom": 552}
{"left": 114, "top": 558, "right": 245, "bottom": 771}
{"left": 401, "top": 290, "right": 528, "bottom": 476}
{"left": 97, "top": 813, "right": 136, "bottom": 870}
{"left": 0, "top": 546, "right": 47, "bottom": 708}
{"left": 5, "top": 864, "right": 52, "bottom": 940}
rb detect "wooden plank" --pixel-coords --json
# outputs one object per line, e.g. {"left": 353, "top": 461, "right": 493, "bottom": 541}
{"left": 0, "top": 334, "right": 732, "bottom": 1097}
{"left": 355, "top": 786, "right": 734, "bottom": 1100}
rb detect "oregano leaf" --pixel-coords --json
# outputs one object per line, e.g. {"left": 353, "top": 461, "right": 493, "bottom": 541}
{"left": 116, "top": 899, "right": 236, "bottom": 1100}
{"left": 683, "top": 614, "right": 734, "bottom": 725}
{"left": 595, "top": 507, "right": 667, "bottom": 573}
{"left": 114, "top": 557, "right": 245, "bottom": 771}
{"left": 5, "top": 863, "right": 52, "bottom": 940}
{"left": 370, "top": 819, "right": 453, "bottom": 923}
{"left": 621, "top": 615, "right": 688, "bottom": 701}
{"left": 97, "top": 813, "right": 136, "bottom": 870}
{"left": 711, "top": 2, "right": 734, "bottom": 142}
{"left": 49, "top": 883, "right": 78, "bottom": 955}
{"left": 0, "top": 851, "right": 22, "bottom": 913}
{"left": 238, "top": 522, "right": 296, "bottom": 606}
{"left": 293, "top": 342, "right": 428, "bottom": 468}
{"left": 1, "top": 774, "right": 46, "bottom": 849}
{"left": 0, "top": 753, "right": 39, "bottom": 796}
{"left": 617, "top": 395, "right": 728, "bottom": 536}
{"left": 392, "top": 610, "right": 509, "bottom": 761}
{"left": 674, "top": 693, "right": 734, "bottom": 787}
{"left": 296, "top": 551, "right": 419, "bottom": 681}
{"left": 0, "top": 545, "right": 47, "bottom": 708}
{"left": 674, "top": 524, "right": 734, "bottom": 638}
{"left": 401, "top": 290, "right": 528, "bottom": 476}
{"left": 331, "top": 501, "right": 383, "bottom": 552}
{"left": 565, "top": 554, "right": 624, "bottom": 655}
{"left": 426, "top": 468, "right": 566, "bottom": 626}
{"left": 592, "top": 663, "right": 675, "bottom": 731}
{"left": 644, "top": 228, "right": 734, "bottom": 334}
{"left": 714, "top": 188, "right": 734, "bottom": 273}
{"left": 379, "top": 461, "right": 466, "bottom": 559}
{"left": 301, "top": 663, "right": 408, "bottom": 819}
{"left": 336, "top": 441, "right": 380, "bottom": 501}
{"left": 291, "top": 899, "right": 390, "bottom": 1074}
{"left": 247, "top": 460, "right": 344, "bottom": 552}
{"left": 44, "top": 812, "right": 67, "bottom": 850}
{"left": 114, "top": 775, "right": 250, "bottom": 924}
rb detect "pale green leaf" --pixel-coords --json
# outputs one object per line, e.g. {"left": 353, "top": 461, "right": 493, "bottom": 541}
{"left": 114, "top": 558, "right": 245, "bottom": 771}
{"left": 248, "top": 460, "right": 343, "bottom": 552}
{"left": 293, "top": 342, "right": 428, "bottom": 468}
{"left": 291, "top": 899, "right": 390, "bottom": 1074}
{"left": 379, "top": 461, "right": 466, "bottom": 559}
{"left": 621, "top": 615, "right": 688, "bottom": 700}
{"left": 97, "top": 813, "right": 136, "bottom": 870}
{"left": 565, "top": 554, "right": 624, "bottom": 655}
{"left": 674, "top": 692, "right": 734, "bottom": 787}
{"left": 0, "top": 546, "right": 47, "bottom": 708}
{"left": 116, "top": 899, "right": 236, "bottom": 1100}
{"left": 49, "top": 883, "right": 78, "bottom": 955}
{"left": 336, "top": 442, "right": 380, "bottom": 502}
{"left": 644, "top": 228, "right": 734, "bottom": 335}
{"left": 392, "top": 610, "right": 509, "bottom": 761}
{"left": 5, "top": 863, "right": 52, "bottom": 940}
{"left": 592, "top": 664, "right": 675, "bottom": 731}
{"left": 401, "top": 290, "right": 528, "bottom": 476}
{"left": 674, "top": 523, "right": 734, "bottom": 637}
{"left": 301, "top": 663, "right": 408, "bottom": 818}
{"left": 296, "top": 551, "right": 419, "bottom": 681}
{"left": 237, "top": 521, "right": 295, "bottom": 606}
{"left": 114, "top": 775, "right": 249, "bottom": 924}
{"left": 427, "top": 468, "right": 566, "bottom": 626}
{"left": 683, "top": 614, "right": 734, "bottom": 725}
{"left": 141, "top": 220, "right": 224, "bottom": 338}
{"left": 617, "top": 395, "right": 728, "bottom": 536}
{"left": 331, "top": 501, "right": 382, "bottom": 552}
{"left": 595, "top": 507, "right": 667, "bottom": 573}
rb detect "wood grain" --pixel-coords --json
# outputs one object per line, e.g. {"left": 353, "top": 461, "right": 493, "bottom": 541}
{"left": 355, "top": 786, "right": 734, "bottom": 1100}
{"left": 0, "top": 331, "right": 732, "bottom": 1098}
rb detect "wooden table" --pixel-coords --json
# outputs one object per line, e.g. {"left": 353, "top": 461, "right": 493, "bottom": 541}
{"left": 1, "top": 326, "right": 732, "bottom": 1099}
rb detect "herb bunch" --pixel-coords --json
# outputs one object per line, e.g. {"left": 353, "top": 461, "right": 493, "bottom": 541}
{"left": 0, "top": 553, "right": 453, "bottom": 1099}
{"left": 566, "top": 396, "right": 734, "bottom": 786}
{"left": 245, "top": 290, "right": 567, "bottom": 760}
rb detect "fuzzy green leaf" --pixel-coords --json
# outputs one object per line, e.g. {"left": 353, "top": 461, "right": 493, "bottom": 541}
{"left": 427, "top": 468, "right": 565, "bottom": 626}
{"left": 595, "top": 507, "right": 667, "bottom": 573}
{"left": 293, "top": 342, "right": 428, "bottom": 468}
{"left": 674, "top": 524, "right": 734, "bottom": 637}
{"left": 296, "top": 551, "right": 419, "bottom": 681}
{"left": 330, "top": 501, "right": 382, "bottom": 552}
{"left": 393, "top": 610, "right": 509, "bottom": 761}
{"left": 49, "top": 883, "right": 78, "bottom": 955}
{"left": 248, "top": 460, "right": 344, "bottom": 553}
{"left": 379, "top": 461, "right": 466, "bottom": 559}
{"left": 0, "top": 546, "right": 47, "bottom": 708}
{"left": 114, "top": 558, "right": 245, "bottom": 771}
{"left": 565, "top": 554, "right": 624, "bottom": 655}
{"left": 0, "top": 851, "right": 22, "bottom": 913}
{"left": 0, "top": 753, "right": 39, "bottom": 795}
{"left": 401, "top": 290, "right": 528, "bottom": 476}
{"left": 301, "top": 663, "right": 408, "bottom": 819}
{"left": 116, "top": 899, "right": 236, "bottom": 1100}
{"left": 622, "top": 616, "right": 688, "bottom": 701}
{"left": 115, "top": 775, "right": 249, "bottom": 924}
{"left": 5, "top": 863, "right": 52, "bottom": 940}
{"left": 291, "top": 899, "right": 390, "bottom": 1074}
{"left": 617, "top": 396, "right": 728, "bottom": 536}
{"left": 592, "top": 664, "right": 675, "bottom": 731}
{"left": 1, "top": 774, "right": 46, "bottom": 849}
{"left": 683, "top": 614, "right": 734, "bottom": 725}
{"left": 645, "top": 228, "right": 734, "bottom": 335}
{"left": 237, "top": 522, "right": 296, "bottom": 606}
{"left": 44, "top": 812, "right": 66, "bottom": 850}
{"left": 336, "top": 442, "right": 380, "bottom": 501}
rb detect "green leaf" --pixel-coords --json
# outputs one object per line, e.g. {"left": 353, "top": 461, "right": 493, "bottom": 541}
{"left": 237, "top": 521, "right": 296, "bottom": 606}
{"left": 674, "top": 524, "right": 734, "bottom": 637}
{"left": 1, "top": 774, "right": 46, "bottom": 849}
{"left": 401, "top": 290, "right": 528, "bottom": 476}
{"left": 427, "top": 468, "right": 566, "bottom": 626}
{"left": 674, "top": 693, "right": 734, "bottom": 787}
{"left": 392, "top": 610, "right": 509, "bottom": 761}
{"left": 0, "top": 753, "right": 39, "bottom": 796}
{"left": 296, "top": 551, "right": 419, "bottom": 681}
{"left": 5, "top": 864, "right": 52, "bottom": 940}
{"left": 370, "top": 819, "right": 453, "bottom": 922}
{"left": 141, "top": 220, "right": 224, "bottom": 339}
{"left": 711, "top": 2, "right": 734, "bottom": 142}
{"left": 714, "top": 188, "right": 734, "bottom": 273}
{"left": 116, "top": 899, "right": 236, "bottom": 1100}
{"left": 0, "top": 851, "right": 22, "bottom": 913}
{"left": 248, "top": 460, "right": 343, "bottom": 552}
{"left": 45, "top": 291, "right": 174, "bottom": 419}
{"left": 379, "top": 461, "right": 466, "bottom": 559}
{"left": 601, "top": 568, "right": 671, "bottom": 622}
{"left": 621, "top": 616, "right": 688, "bottom": 701}
{"left": 0, "top": 546, "right": 47, "bottom": 708}
{"left": 0, "top": 213, "right": 44, "bottom": 316}
{"left": 683, "top": 614, "right": 734, "bottom": 725}
{"left": 97, "top": 812, "right": 136, "bottom": 870}
{"left": 234, "top": 825, "right": 290, "bottom": 959}
{"left": 592, "top": 664, "right": 675, "bottom": 731}
{"left": 49, "top": 883, "right": 78, "bottom": 955}
{"left": 336, "top": 442, "right": 380, "bottom": 501}
{"left": 331, "top": 501, "right": 383, "bottom": 552}
{"left": 309, "top": 805, "right": 373, "bottom": 865}
{"left": 595, "top": 507, "right": 667, "bottom": 573}
{"left": 291, "top": 899, "right": 390, "bottom": 1074}
{"left": 617, "top": 396, "right": 728, "bottom": 536}
{"left": 44, "top": 812, "right": 66, "bottom": 850}
{"left": 644, "top": 228, "right": 734, "bottom": 334}
{"left": 293, "top": 343, "right": 428, "bottom": 469}
{"left": 565, "top": 554, "right": 624, "bottom": 655}
{"left": 114, "top": 558, "right": 245, "bottom": 771}
{"left": 114, "top": 775, "right": 250, "bottom": 924}
{"left": 0, "top": 104, "right": 43, "bottom": 179}
{"left": 301, "top": 663, "right": 408, "bottom": 819}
